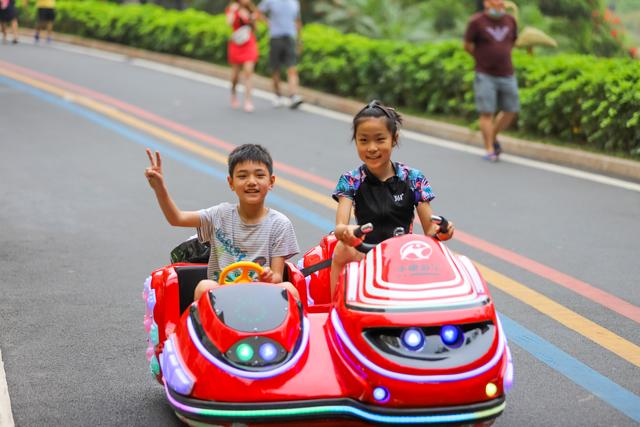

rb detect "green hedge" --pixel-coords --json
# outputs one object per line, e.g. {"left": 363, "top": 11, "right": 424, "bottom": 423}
{"left": 23, "top": 1, "right": 640, "bottom": 158}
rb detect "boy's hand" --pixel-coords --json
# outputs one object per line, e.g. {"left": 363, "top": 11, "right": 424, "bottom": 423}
{"left": 259, "top": 266, "right": 275, "bottom": 283}
{"left": 144, "top": 149, "right": 165, "bottom": 191}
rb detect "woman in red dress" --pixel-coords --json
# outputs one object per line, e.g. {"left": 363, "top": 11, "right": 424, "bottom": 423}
{"left": 226, "top": 0, "right": 259, "bottom": 112}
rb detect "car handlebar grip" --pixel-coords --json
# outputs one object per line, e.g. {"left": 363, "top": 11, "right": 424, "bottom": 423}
{"left": 438, "top": 216, "right": 449, "bottom": 234}
{"left": 354, "top": 223, "right": 373, "bottom": 238}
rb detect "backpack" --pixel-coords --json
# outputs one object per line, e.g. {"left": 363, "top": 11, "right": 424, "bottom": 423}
{"left": 170, "top": 235, "right": 211, "bottom": 264}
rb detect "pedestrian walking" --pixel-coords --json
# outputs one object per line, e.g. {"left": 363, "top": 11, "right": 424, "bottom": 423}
{"left": 257, "top": 0, "right": 303, "bottom": 109}
{"left": 34, "top": 0, "right": 56, "bottom": 43}
{"left": 227, "top": 0, "right": 259, "bottom": 113}
{"left": 0, "top": 0, "right": 23, "bottom": 44}
{"left": 464, "top": 0, "right": 519, "bottom": 162}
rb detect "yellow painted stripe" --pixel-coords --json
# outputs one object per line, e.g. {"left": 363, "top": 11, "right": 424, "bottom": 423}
{"left": 3, "top": 65, "right": 639, "bottom": 369}
{"left": 477, "top": 263, "right": 640, "bottom": 368}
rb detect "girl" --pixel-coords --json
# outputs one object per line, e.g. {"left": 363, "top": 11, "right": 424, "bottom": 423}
{"left": 330, "top": 100, "right": 455, "bottom": 297}
{"left": 226, "top": 0, "right": 259, "bottom": 112}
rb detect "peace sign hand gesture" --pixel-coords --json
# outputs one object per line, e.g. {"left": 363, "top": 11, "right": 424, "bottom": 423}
{"left": 144, "top": 148, "right": 165, "bottom": 191}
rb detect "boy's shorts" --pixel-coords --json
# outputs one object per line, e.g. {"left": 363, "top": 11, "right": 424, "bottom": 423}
{"left": 37, "top": 7, "right": 56, "bottom": 22}
{"left": 474, "top": 72, "right": 520, "bottom": 114}
{"left": 269, "top": 36, "right": 297, "bottom": 71}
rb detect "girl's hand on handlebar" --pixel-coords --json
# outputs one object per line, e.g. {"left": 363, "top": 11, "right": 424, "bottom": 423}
{"left": 431, "top": 220, "right": 455, "bottom": 241}
{"left": 335, "top": 224, "right": 363, "bottom": 247}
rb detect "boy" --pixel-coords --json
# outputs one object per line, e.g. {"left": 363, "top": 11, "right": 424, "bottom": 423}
{"left": 144, "top": 144, "right": 299, "bottom": 301}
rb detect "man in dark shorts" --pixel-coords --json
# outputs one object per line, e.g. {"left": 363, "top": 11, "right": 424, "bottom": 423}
{"left": 34, "top": 0, "right": 56, "bottom": 43}
{"left": 258, "top": 0, "right": 304, "bottom": 109}
{"left": 0, "top": 0, "right": 22, "bottom": 44}
{"left": 464, "top": 0, "right": 519, "bottom": 162}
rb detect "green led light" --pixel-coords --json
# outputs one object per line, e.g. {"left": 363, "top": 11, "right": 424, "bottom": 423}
{"left": 236, "top": 343, "right": 254, "bottom": 362}
{"left": 149, "top": 355, "right": 160, "bottom": 377}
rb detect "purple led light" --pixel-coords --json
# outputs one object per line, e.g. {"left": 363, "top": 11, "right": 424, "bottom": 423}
{"left": 504, "top": 345, "right": 514, "bottom": 393}
{"left": 160, "top": 336, "right": 195, "bottom": 395}
{"left": 259, "top": 342, "right": 278, "bottom": 362}
{"left": 330, "top": 310, "right": 506, "bottom": 383}
{"left": 372, "top": 386, "right": 390, "bottom": 403}
{"left": 187, "top": 316, "right": 310, "bottom": 380}
{"left": 440, "top": 325, "right": 463, "bottom": 348}
{"left": 401, "top": 328, "right": 425, "bottom": 351}
{"left": 146, "top": 289, "right": 156, "bottom": 313}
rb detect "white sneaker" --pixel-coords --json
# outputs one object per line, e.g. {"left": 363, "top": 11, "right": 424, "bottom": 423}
{"left": 272, "top": 96, "right": 286, "bottom": 108}
{"left": 289, "top": 94, "right": 303, "bottom": 109}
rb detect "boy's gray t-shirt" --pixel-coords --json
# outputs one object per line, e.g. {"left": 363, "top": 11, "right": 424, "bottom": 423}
{"left": 197, "top": 202, "right": 299, "bottom": 281}
{"left": 258, "top": 0, "right": 300, "bottom": 38}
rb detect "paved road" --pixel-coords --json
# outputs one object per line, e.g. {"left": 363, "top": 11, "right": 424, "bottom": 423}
{"left": 1, "top": 40, "right": 639, "bottom": 426}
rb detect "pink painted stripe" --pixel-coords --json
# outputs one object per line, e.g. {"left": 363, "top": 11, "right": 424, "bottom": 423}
{"left": 0, "top": 60, "right": 336, "bottom": 189}
{"left": 455, "top": 230, "right": 640, "bottom": 323}
{"left": 4, "top": 59, "right": 639, "bottom": 324}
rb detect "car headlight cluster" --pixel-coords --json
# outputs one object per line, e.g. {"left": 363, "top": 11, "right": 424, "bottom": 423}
{"left": 399, "top": 325, "right": 464, "bottom": 352}
{"left": 364, "top": 322, "right": 495, "bottom": 369}
{"left": 226, "top": 337, "right": 287, "bottom": 368}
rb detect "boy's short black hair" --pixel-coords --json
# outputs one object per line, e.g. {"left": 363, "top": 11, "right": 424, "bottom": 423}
{"left": 228, "top": 144, "right": 274, "bottom": 176}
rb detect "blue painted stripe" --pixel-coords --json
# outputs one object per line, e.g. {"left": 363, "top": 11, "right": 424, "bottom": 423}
{"left": 3, "top": 74, "right": 639, "bottom": 423}
{"left": 0, "top": 76, "right": 335, "bottom": 232}
{"left": 500, "top": 315, "right": 640, "bottom": 423}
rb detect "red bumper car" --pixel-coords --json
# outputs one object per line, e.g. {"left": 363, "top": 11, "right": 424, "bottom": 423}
{"left": 143, "top": 221, "right": 513, "bottom": 426}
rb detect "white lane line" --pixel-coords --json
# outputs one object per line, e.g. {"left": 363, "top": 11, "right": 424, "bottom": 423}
{"left": 0, "top": 348, "right": 15, "bottom": 427}
{"left": 58, "top": 45, "right": 640, "bottom": 193}
{"left": 46, "top": 40, "right": 128, "bottom": 63}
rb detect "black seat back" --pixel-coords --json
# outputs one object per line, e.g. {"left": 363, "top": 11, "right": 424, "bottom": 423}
{"left": 175, "top": 265, "right": 209, "bottom": 314}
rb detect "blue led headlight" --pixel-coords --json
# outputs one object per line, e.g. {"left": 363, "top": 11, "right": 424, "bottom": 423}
{"left": 372, "top": 386, "right": 390, "bottom": 403}
{"left": 440, "top": 325, "right": 464, "bottom": 348}
{"left": 401, "top": 327, "right": 425, "bottom": 351}
{"left": 259, "top": 342, "right": 278, "bottom": 362}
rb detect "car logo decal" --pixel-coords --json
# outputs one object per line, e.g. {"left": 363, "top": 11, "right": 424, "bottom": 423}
{"left": 400, "top": 241, "right": 433, "bottom": 261}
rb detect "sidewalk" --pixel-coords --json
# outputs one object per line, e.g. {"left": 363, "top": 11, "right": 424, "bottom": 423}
{"left": 21, "top": 30, "right": 640, "bottom": 182}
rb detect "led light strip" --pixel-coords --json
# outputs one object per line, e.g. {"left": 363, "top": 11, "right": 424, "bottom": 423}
{"left": 330, "top": 310, "right": 506, "bottom": 382}
{"left": 165, "top": 385, "right": 505, "bottom": 424}
{"left": 187, "top": 316, "right": 310, "bottom": 379}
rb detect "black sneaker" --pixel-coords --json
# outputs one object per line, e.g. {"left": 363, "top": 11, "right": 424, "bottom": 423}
{"left": 493, "top": 140, "right": 503, "bottom": 156}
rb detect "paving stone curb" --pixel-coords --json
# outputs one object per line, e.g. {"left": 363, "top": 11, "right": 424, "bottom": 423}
{"left": 21, "top": 30, "right": 640, "bottom": 182}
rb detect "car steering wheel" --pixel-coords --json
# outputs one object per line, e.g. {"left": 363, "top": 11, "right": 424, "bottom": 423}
{"left": 218, "top": 261, "right": 264, "bottom": 284}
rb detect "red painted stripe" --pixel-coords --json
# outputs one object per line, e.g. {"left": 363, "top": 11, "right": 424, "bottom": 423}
{"left": 0, "top": 60, "right": 337, "bottom": 190}
{"left": 5, "top": 59, "right": 639, "bottom": 324}
{"left": 455, "top": 230, "right": 640, "bottom": 323}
